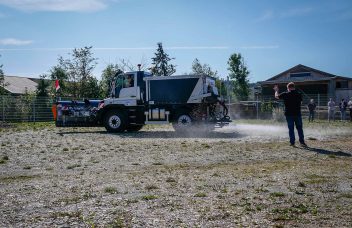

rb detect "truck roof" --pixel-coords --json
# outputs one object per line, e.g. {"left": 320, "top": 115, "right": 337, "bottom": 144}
{"left": 143, "top": 74, "right": 216, "bottom": 81}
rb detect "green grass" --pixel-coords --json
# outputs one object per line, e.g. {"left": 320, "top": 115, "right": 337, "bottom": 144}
{"left": 338, "top": 193, "right": 352, "bottom": 199}
{"left": 0, "top": 155, "right": 9, "bottom": 164}
{"left": 270, "top": 192, "right": 285, "bottom": 197}
{"left": 0, "top": 122, "right": 55, "bottom": 132}
{"left": 66, "top": 164, "right": 81, "bottom": 169}
{"left": 104, "top": 186, "right": 118, "bottom": 194}
{"left": 194, "top": 192, "right": 207, "bottom": 198}
{"left": 304, "top": 174, "right": 328, "bottom": 184}
{"left": 0, "top": 175, "right": 38, "bottom": 182}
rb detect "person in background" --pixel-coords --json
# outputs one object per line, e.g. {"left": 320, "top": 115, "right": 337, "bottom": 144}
{"left": 348, "top": 98, "right": 352, "bottom": 122}
{"left": 339, "top": 98, "right": 348, "bottom": 121}
{"left": 327, "top": 98, "right": 336, "bottom": 122}
{"left": 307, "top": 99, "right": 316, "bottom": 122}
{"left": 274, "top": 82, "right": 307, "bottom": 147}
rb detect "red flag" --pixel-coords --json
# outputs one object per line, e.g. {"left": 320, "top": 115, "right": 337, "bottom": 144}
{"left": 55, "top": 80, "right": 60, "bottom": 92}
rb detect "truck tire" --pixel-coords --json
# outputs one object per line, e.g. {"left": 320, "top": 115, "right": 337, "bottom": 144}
{"left": 104, "top": 110, "right": 127, "bottom": 133}
{"left": 172, "top": 113, "right": 193, "bottom": 132}
{"left": 126, "top": 124, "right": 143, "bottom": 132}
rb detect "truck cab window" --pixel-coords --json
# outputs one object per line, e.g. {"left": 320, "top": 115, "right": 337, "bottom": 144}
{"left": 114, "top": 74, "right": 136, "bottom": 98}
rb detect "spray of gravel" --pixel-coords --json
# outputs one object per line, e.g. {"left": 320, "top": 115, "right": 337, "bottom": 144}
{"left": 139, "top": 123, "right": 351, "bottom": 141}
{"left": 217, "top": 123, "right": 352, "bottom": 141}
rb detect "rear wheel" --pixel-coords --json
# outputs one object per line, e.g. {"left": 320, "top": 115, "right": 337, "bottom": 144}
{"left": 126, "top": 124, "right": 143, "bottom": 132}
{"left": 104, "top": 110, "right": 127, "bottom": 133}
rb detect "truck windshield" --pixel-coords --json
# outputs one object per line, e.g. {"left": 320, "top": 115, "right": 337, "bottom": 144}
{"left": 115, "top": 74, "right": 134, "bottom": 88}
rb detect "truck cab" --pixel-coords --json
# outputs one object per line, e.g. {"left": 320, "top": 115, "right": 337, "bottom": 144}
{"left": 111, "top": 71, "right": 152, "bottom": 99}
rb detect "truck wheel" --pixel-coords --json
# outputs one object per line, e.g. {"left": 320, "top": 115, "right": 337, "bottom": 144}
{"left": 126, "top": 124, "right": 143, "bottom": 132}
{"left": 104, "top": 110, "right": 127, "bottom": 133}
{"left": 173, "top": 113, "right": 193, "bottom": 132}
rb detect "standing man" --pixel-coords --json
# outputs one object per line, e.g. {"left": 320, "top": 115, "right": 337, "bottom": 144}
{"left": 307, "top": 99, "right": 316, "bottom": 122}
{"left": 274, "top": 82, "right": 306, "bottom": 147}
{"left": 348, "top": 98, "right": 352, "bottom": 122}
{"left": 328, "top": 98, "right": 336, "bottom": 122}
{"left": 339, "top": 98, "right": 347, "bottom": 121}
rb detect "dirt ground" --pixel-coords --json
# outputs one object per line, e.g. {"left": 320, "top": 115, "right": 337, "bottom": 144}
{"left": 0, "top": 121, "right": 352, "bottom": 227}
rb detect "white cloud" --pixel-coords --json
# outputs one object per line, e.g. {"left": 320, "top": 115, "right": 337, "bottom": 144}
{"left": 240, "top": 45, "right": 279, "bottom": 50}
{"left": 0, "top": 0, "right": 108, "bottom": 12}
{"left": 0, "top": 46, "right": 229, "bottom": 51}
{"left": 257, "top": 7, "right": 313, "bottom": 22}
{"left": 0, "top": 38, "right": 33, "bottom": 46}
{"left": 280, "top": 7, "right": 313, "bottom": 18}
{"left": 256, "top": 10, "right": 274, "bottom": 22}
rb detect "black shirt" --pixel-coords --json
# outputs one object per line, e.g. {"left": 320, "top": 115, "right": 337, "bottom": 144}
{"left": 307, "top": 103, "right": 316, "bottom": 112}
{"left": 278, "top": 90, "right": 302, "bottom": 116}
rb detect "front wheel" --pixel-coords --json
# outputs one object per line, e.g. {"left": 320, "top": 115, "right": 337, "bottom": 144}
{"left": 104, "top": 110, "right": 127, "bottom": 133}
{"left": 172, "top": 113, "right": 193, "bottom": 132}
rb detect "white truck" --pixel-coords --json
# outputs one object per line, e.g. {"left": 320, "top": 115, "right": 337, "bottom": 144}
{"left": 54, "top": 70, "right": 230, "bottom": 132}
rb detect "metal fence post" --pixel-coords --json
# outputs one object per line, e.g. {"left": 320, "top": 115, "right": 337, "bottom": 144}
{"left": 317, "top": 93, "right": 320, "bottom": 120}
{"left": 2, "top": 96, "right": 4, "bottom": 122}
{"left": 33, "top": 99, "right": 36, "bottom": 123}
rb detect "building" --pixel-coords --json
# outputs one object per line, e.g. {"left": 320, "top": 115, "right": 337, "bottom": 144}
{"left": 1, "top": 76, "right": 38, "bottom": 95}
{"left": 259, "top": 64, "right": 352, "bottom": 102}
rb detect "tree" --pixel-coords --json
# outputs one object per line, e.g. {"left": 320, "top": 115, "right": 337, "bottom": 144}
{"left": 81, "top": 76, "right": 100, "bottom": 98}
{"left": 191, "top": 58, "right": 227, "bottom": 97}
{"left": 228, "top": 53, "right": 250, "bottom": 101}
{"left": 191, "top": 58, "right": 218, "bottom": 77}
{"left": 58, "top": 46, "right": 98, "bottom": 98}
{"left": 0, "top": 54, "right": 7, "bottom": 95}
{"left": 100, "top": 64, "right": 123, "bottom": 98}
{"left": 151, "top": 42, "right": 176, "bottom": 76}
{"left": 36, "top": 75, "right": 50, "bottom": 97}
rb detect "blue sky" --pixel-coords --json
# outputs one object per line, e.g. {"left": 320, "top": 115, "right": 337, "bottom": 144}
{"left": 0, "top": 0, "right": 351, "bottom": 82}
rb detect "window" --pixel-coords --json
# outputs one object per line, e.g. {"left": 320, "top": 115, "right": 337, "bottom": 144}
{"left": 290, "top": 72, "right": 311, "bottom": 77}
{"left": 336, "top": 80, "right": 348, "bottom": 89}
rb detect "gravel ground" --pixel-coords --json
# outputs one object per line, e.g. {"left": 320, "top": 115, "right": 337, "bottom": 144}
{"left": 0, "top": 122, "right": 352, "bottom": 227}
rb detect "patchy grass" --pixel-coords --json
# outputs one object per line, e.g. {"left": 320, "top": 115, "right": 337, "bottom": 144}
{"left": 0, "top": 175, "right": 38, "bottom": 182}
{"left": 66, "top": 164, "right": 81, "bottom": 169}
{"left": 50, "top": 211, "right": 82, "bottom": 219}
{"left": 104, "top": 186, "right": 118, "bottom": 194}
{"left": 194, "top": 192, "right": 207, "bottom": 198}
{"left": 145, "top": 184, "right": 159, "bottom": 190}
{"left": 270, "top": 192, "right": 285, "bottom": 197}
{"left": 305, "top": 174, "right": 329, "bottom": 184}
{"left": 338, "top": 193, "right": 352, "bottom": 199}
{"left": 0, "top": 155, "right": 9, "bottom": 164}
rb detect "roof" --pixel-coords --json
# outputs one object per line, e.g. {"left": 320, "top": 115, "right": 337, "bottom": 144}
{"left": 2, "top": 76, "right": 38, "bottom": 94}
{"left": 260, "top": 64, "right": 352, "bottom": 85}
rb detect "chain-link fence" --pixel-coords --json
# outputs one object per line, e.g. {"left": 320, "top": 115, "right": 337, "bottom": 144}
{"left": 226, "top": 94, "right": 345, "bottom": 120}
{"left": 0, "top": 95, "right": 54, "bottom": 122}
{"left": 0, "top": 94, "right": 346, "bottom": 123}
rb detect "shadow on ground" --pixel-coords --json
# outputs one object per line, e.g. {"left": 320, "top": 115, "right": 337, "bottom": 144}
{"left": 57, "top": 130, "right": 245, "bottom": 139}
{"left": 303, "top": 146, "right": 351, "bottom": 157}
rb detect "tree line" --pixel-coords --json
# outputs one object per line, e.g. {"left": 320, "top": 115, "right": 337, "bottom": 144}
{"left": 1, "top": 43, "right": 250, "bottom": 100}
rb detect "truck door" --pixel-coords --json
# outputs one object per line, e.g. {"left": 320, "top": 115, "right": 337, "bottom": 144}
{"left": 116, "top": 73, "right": 140, "bottom": 99}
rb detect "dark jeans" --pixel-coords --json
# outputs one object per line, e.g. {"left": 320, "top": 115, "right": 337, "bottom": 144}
{"left": 308, "top": 111, "right": 315, "bottom": 122}
{"left": 285, "top": 115, "right": 305, "bottom": 145}
{"left": 350, "top": 109, "right": 352, "bottom": 121}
